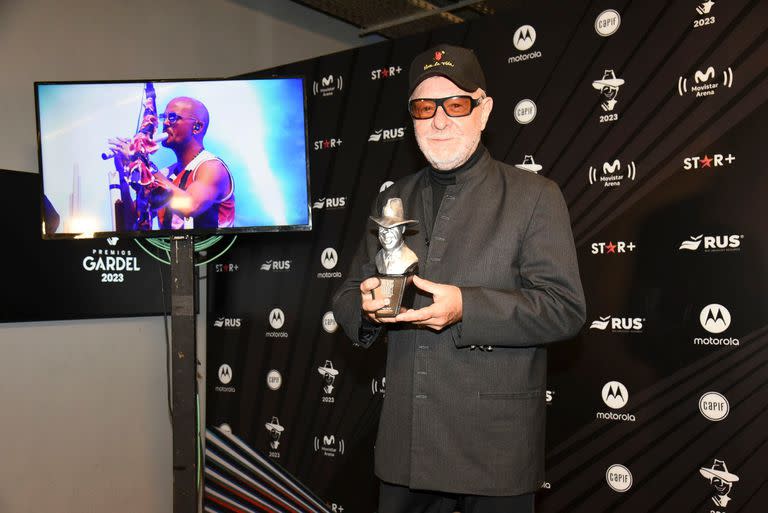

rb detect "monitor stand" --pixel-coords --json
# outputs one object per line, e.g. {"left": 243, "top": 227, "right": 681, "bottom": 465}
{"left": 170, "top": 235, "right": 198, "bottom": 513}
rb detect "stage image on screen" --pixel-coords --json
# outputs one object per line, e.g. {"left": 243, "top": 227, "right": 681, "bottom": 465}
{"left": 36, "top": 78, "right": 310, "bottom": 238}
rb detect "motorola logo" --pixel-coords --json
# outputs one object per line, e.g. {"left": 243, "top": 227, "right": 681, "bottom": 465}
{"left": 605, "top": 464, "right": 633, "bottom": 492}
{"left": 321, "top": 248, "right": 338, "bottom": 270}
{"left": 602, "top": 381, "right": 629, "bottom": 409}
{"left": 218, "top": 364, "right": 233, "bottom": 384}
{"left": 266, "top": 369, "right": 282, "bottom": 391}
{"left": 513, "top": 25, "right": 536, "bottom": 51}
{"left": 508, "top": 25, "right": 542, "bottom": 63}
{"left": 268, "top": 308, "right": 285, "bottom": 330}
{"left": 322, "top": 311, "right": 338, "bottom": 333}
{"left": 317, "top": 248, "right": 342, "bottom": 278}
{"left": 595, "top": 9, "right": 621, "bottom": 37}
{"left": 700, "top": 304, "right": 731, "bottom": 334}
{"left": 514, "top": 99, "right": 537, "bottom": 124}
{"left": 699, "top": 391, "right": 729, "bottom": 421}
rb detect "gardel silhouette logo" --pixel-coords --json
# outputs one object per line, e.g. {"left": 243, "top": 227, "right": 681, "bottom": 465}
{"left": 318, "top": 247, "right": 342, "bottom": 278}
{"left": 590, "top": 316, "right": 644, "bottom": 333}
{"left": 266, "top": 308, "right": 288, "bottom": 338}
{"left": 313, "top": 74, "right": 343, "bottom": 97}
{"left": 588, "top": 159, "right": 637, "bottom": 187}
{"left": 700, "top": 458, "right": 738, "bottom": 508}
{"left": 678, "top": 65, "right": 733, "bottom": 97}
{"left": 265, "top": 416, "right": 284, "bottom": 457}
{"left": 508, "top": 25, "right": 542, "bottom": 63}
{"left": 597, "top": 381, "right": 635, "bottom": 422}
{"left": 693, "top": 1, "right": 716, "bottom": 29}
{"left": 380, "top": 181, "right": 394, "bottom": 192}
{"left": 699, "top": 391, "right": 729, "bottom": 421}
{"left": 260, "top": 259, "right": 292, "bottom": 271}
{"left": 314, "top": 434, "right": 345, "bottom": 457}
{"left": 591, "top": 240, "right": 636, "bottom": 254}
{"left": 369, "top": 127, "right": 406, "bottom": 142}
{"left": 695, "top": 304, "right": 738, "bottom": 347}
{"left": 592, "top": 69, "right": 625, "bottom": 121}
{"left": 515, "top": 155, "right": 542, "bottom": 174}
{"left": 371, "top": 65, "right": 403, "bottom": 80}
{"left": 683, "top": 152, "right": 735, "bottom": 170}
{"left": 313, "top": 137, "right": 343, "bottom": 151}
{"left": 678, "top": 234, "right": 742, "bottom": 252}
{"left": 213, "top": 317, "right": 241, "bottom": 328}
{"left": 318, "top": 360, "right": 339, "bottom": 402}
{"left": 313, "top": 197, "right": 347, "bottom": 210}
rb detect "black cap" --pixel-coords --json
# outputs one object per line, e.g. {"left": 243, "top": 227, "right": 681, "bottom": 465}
{"left": 409, "top": 44, "right": 486, "bottom": 96}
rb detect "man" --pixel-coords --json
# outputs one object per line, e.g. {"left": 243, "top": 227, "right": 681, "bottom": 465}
{"left": 332, "top": 45, "right": 586, "bottom": 513}
{"left": 372, "top": 198, "right": 419, "bottom": 275}
{"left": 109, "top": 96, "right": 234, "bottom": 229}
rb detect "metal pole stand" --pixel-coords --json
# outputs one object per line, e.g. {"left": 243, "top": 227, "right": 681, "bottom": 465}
{"left": 170, "top": 235, "right": 198, "bottom": 513}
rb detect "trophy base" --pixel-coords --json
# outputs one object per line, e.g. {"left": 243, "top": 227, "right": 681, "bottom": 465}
{"left": 372, "top": 274, "right": 413, "bottom": 318}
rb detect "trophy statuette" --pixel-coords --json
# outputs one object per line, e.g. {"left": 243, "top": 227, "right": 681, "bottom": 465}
{"left": 369, "top": 198, "right": 418, "bottom": 318}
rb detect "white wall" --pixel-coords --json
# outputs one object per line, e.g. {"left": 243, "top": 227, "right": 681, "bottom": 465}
{"left": 0, "top": 1, "right": 380, "bottom": 511}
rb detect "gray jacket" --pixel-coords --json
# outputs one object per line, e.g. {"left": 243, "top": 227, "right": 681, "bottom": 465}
{"left": 332, "top": 149, "right": 586, "bottom": 496}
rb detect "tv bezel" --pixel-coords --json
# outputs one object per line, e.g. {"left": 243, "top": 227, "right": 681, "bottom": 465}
{"left": 34, "top": 75, "right": 312, "bottom": 240}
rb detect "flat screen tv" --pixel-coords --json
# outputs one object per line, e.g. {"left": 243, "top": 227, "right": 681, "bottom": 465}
{"left": 35, "top": 77, "right": 311, "bottom": 239}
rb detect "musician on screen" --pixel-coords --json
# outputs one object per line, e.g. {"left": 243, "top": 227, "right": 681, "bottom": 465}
{"left": 109, "top": 96, "right": 235, "bottom": 230}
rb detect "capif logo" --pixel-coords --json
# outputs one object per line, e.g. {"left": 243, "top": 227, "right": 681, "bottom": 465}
{"left": 595, "top": 9, "right": 621, "bottom": 37}
{"left": 605, "top": 464, "right": 633, "bottom": 492}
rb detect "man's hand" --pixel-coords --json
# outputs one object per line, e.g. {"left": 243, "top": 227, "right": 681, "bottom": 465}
{"left": 394, "top": 275, "right": 462, "bottom": 331}
{"left": 107, "top": 137, "right": 132, "bottom": 173}
{"left": 360, "top": 276, "right": 403, "bottom": 323}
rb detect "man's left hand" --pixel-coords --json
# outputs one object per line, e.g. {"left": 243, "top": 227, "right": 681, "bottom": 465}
{"left": 395, "top": 275, "right": 462, "bottom": 331}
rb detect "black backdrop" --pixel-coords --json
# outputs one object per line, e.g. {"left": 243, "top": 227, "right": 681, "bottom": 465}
{"left": 0, "top": 169, "right": 171, "bottom": 322}
{"left": 206, "top": 1, "right": 768, "bottom": 512}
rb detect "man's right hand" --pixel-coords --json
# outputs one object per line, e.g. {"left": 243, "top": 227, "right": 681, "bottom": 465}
{"left": 107, "top": 137, "right": 132, "bottom": 173}
{"left": 361, "top": 276, "right": 407, "bottom": 323}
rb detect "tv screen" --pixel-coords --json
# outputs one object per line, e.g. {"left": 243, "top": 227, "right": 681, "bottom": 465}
{"left": 35, "top": 77, "right": 311, "bottom": 238}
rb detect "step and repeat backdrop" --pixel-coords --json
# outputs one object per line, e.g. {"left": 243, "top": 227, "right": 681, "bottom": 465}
{"left": 205, "top": 1, "right": 767, "bottom": 512}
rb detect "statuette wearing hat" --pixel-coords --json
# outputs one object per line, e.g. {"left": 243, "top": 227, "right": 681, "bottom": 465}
{"left": 369, "top": 198, "right": 419, "bottom": 317}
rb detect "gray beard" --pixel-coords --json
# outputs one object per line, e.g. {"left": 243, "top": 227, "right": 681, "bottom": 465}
{"left": 417, "top": 132, "right": 481, "bottom": 171}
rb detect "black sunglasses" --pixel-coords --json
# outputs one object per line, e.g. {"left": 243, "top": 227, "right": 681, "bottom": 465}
{"left": 408, "top": 95, "right": 485, "bottom": 120}
{"left": 160, "top": 112, "right": 201, "bottom": 125}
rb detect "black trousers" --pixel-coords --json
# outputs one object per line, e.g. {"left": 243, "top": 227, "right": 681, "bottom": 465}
{"left": 379, "top": 481, "right": 535, "bottom": 513}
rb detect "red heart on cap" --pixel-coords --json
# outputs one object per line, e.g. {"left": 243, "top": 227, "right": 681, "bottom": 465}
{"left": 434, "top": 51, "right": 442, "bottom": 61}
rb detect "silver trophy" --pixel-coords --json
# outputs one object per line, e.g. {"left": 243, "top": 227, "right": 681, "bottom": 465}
{"left": 370, "top": 198, "right": 418, "bottom": 318}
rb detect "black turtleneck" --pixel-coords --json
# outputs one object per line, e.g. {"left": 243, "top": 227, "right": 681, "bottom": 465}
{"left": 428, "top": 143, "right": 485, "bottom": 223}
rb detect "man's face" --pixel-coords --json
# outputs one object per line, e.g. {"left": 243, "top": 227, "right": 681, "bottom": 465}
{"left": 601, "top": 85, "right": 618, "bottom": 101}
{"left": 378, "top": 226, "right": 403, "bottom": 251}
{"left": 162, "top": 99, "right": 198, "bottom": 149}
{"left": 410, "top": 76, "right": 492, "bottom": 170}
